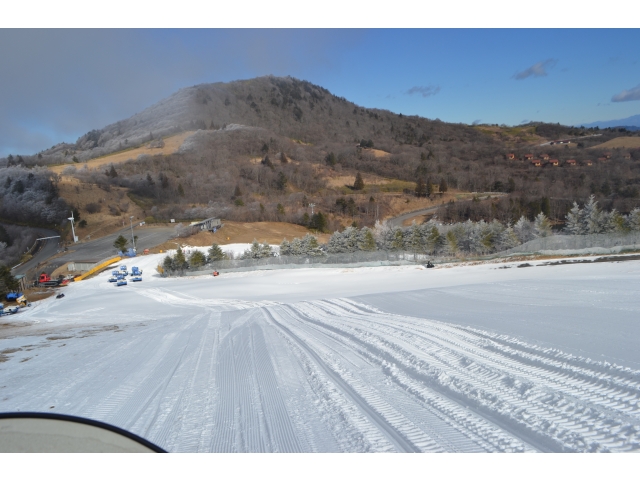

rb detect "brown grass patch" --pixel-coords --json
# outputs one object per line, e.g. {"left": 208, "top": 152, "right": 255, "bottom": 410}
{"left": 151, "top": 221, "right": 331, "bottom": 252}
{"left": 362, "top": 148, "right": 390, "bottom": 158}
{"left": 589, "top": 137, "right": 640, "bottom": 150}
{"left": 49, "top": 131, "right": 196, "bottom": 174}
{"left": 56, "top": 176, "right": 146, "bottom": 241}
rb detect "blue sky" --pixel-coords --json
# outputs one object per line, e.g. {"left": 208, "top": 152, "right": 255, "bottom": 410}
{"left": 1, "top": 29, "right": 639, "bottom": 157}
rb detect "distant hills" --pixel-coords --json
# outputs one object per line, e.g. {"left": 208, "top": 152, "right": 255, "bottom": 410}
{"left": 579, "top": 114, "right": 640, "bottom": 131}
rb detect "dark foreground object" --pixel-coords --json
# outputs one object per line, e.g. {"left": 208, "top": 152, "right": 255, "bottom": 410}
{"left": 0, "top": 412, "right": 166, "bottom": 452}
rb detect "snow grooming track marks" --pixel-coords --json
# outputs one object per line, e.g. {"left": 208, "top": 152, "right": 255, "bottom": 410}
{"left": 284, "top": 298, "right": 640, "bottom": 452}
{"left": 210, "top": 309, "right": 303, "bottom": 452}
{"left": 265, "top": 305, "right": 504, "bottom": 452}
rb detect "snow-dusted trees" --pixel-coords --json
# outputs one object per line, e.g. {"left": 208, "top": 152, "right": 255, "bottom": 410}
{"left": 533, "top": 212, "right": 552, "bottom": 238}
{"left": 241, "top": 240, "right": 274, "bottom": 259}
{"left": 208, "top": 243, "right": 226, "bottom": 262}
{"left": 0, "top": 166, "right": 69, "bottom": 226}
{"left": 281, "top": 234, "right": 325, "bottom": 256}
{"left": 563, "top": 196, "right": 640, "bottom": 235}
{"left": 513, "top": 216, "right": 534, "bottom": 243}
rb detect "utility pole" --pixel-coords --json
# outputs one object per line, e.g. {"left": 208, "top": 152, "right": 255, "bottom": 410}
{"left": 129, "top": 216, "right": 136, "bottom": 252}
{"left": 309, "top": 203, "right": 316, "bottom": 215}
{"left": 68, "top": 212, "right": 78, "bottom": 243}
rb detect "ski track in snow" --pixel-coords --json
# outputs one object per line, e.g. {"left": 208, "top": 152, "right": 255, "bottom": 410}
{"left": 1, "top": 260, "right": 640, "bottom": 452}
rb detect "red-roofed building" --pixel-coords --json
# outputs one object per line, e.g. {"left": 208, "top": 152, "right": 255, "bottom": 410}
{"left": 524, "top": 154, "right": 534, "bottom": 161}
{"left": 540, "top": 153, "right": 550, "bottom": 160}
{"left": 547, "top": 159, "right": 559, "bottom": 166}
{"left": 565, "top": 159, "right": 577, "bottom": 166}
{"left": 530, "top": 159, "right": 542, "bottom": 167}
{"left": 506, "top": 153, "right": 515, "bottom": 160}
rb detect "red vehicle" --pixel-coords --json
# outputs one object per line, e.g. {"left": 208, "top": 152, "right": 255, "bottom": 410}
{"left": 37, "top": 273, "right": 69, "bottom": 288}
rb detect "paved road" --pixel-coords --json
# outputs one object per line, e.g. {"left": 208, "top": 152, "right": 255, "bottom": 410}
{"left": 11, "top": 229, "right": 61, "bottom": 276}
{"left": 59, "top": 225, "right": 177, "bottom": 262}
{"left": 386, "top": 193, "right": 508, "bottom": 228}
{"left": 15, "top": 225, "right": 177, "bottom": 278}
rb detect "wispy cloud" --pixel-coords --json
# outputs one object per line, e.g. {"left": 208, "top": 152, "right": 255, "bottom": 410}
{"left": 611, "top": 84, "right": 640, "bottom": 102}
{"left": 406, "top": 85, "right": 441, "bottom": 98}
{"left": 514, "top": 59, "right": 557, "bottom": 80}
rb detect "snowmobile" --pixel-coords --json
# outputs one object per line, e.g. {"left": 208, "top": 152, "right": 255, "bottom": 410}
{"left": 0, "top": 412, "right": 165, "bottom": 452}
{"left": 212, "top": 270, "right": 219, "bottom": 277}
{"left": 426, "top": 261, "right": 435, "bottom": 268}
{"left": 56, "top": 293, "right": 65, "bottom": 299}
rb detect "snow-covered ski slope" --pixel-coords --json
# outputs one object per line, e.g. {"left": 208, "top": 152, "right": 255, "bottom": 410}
{"left": 1, "top": 255, "right": 640, "bottom": 452}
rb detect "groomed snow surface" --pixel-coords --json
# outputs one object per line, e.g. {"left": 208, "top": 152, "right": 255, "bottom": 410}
{"left": 2, "top": 254, "right": 640, "bottom": 452}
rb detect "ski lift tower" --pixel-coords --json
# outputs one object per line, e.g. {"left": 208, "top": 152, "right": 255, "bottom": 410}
{"left": 129, "top": 215, "right": 136, "bottom": 252}
{"left": 68, "top": 212, "right": 78, "bottom": 243}
{"left": 309, "top": 203, "right": 316, "bottom": 215}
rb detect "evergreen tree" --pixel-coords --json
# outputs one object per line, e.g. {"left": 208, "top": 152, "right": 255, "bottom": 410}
{"left": 533, "top": 212, "right": 552, "bottom": 237}
{"left": 497, "top": 225, "right": 521, "bottom": 249}
{"left": 208, "top": 243, "right": 225, "bottom": 261}
{"left": 174, "top": 247, "right": 187, "bottom": 270}
{"left": 424, "top": 225, "right": 443, "bottom": 255}
{"left": 233, "top": 185, "right": 242, "bottom": 197}
{"left": 514, "top": 216, "right": 532, "bottom": 243}
{"left": 259, "top": 242, "right": 274, "bottom": 258}
{"left": 390, "top": 228, "right": 405, "bottom": 251}
{"left": 415, "top": 177, "right": 427, "bottom": 197}
{"left": 301, "top": 234, "right": 325, "bottom": 256}
{"left": 582, "top": 195, "right": 604, "bottom": 234}
{"left": 445, "top": 230, "right": 459, "bottom": 255}
{"left": 162, "top": 255, "right": 174, "bottom": 272}
{"left": 0, "top": 265, "right": 19, "bottom": 296}
{"left": 407, "top": 223, "right": 423, "bottom": 255}
{"left": 325, "top": 152, "right": 337, "bottom": 167}
{"left": 113, "top": 235, "right": 128, "bottom": 253}
{"left": 309, "top": 212, "right": 327, "bottom": 232}
{"left": 189, "top": 250, "right": 206, "bottom": 267}
{"left": 357, "top": 227, "right": 377, "bottom": 251}
{"left": 177, "top": 183, "right": 185, "bottom": 197}
{"left": 439, "top": 178, "right": 448, "bottom": 193}
{"left": 276, "top": 171, "right": 288, "bottom": 191}
{"left": 279, "top": 239, "right": 292, "bottom": 256}
{"left": 627, "top": 208, "right": 640, "bottom": 231}
{"left": 353, "top": 172, "right": 365, "bottom": 190}
{"left": 108, "top": 165, "right": 118, "bottom": 178}
{"left": 564, "top": 202, "right": 584, "bottom": 235}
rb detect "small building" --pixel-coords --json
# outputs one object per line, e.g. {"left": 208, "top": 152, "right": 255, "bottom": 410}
{"left": 531, "top": 159, "right": 542, "bottom": 167}
{"left": 565, "top": 159, "right": 577, "bottom": 166}
{"left": 430, "top": 184, "right": 440, "bottom": 194}
{"left": 540, "top": 153, "right": 550, "bottom": 160}
{"left": 585, "top": 160, "right": 593, "bottom": 166}
{"left": 506, "top": 153, "right": 515, "bottom": 160}
{"left": 14, "top": 274, "right": 28, "bottom": 292}
{"left": 189, "top": 217, "right": 222, "bottom": 232}
{"left": 603, "top": 152, "right": 612, "bottom": 159}
{"left": 547, "top": 159, "right": 559, "bottom": 167}
{"left": 524, "top": 154, "right": 534, "bottom": 161}
{"left": 623, "top": 153, "right": 631, "bottom": 160}
{"left": 597, "top": 156, "right": 609, "bottom": 163}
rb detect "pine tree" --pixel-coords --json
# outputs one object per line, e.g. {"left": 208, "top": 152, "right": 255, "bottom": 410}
{"left": 174, "top": 247, "right": 187, "bottom": 270}
{"left": 514, "top": 216, "right": 532, "bottom": 243}
{"left": 497, "top": 225, "right": 521, "bottom": 249}
{"left": 627, "top": 208, "right": 640, "bottom": 231}
{"left": 415, "top": 177, "right": 427, "bottom": 197}
{"left": 390, "top": 227, "right": 405, "bottom": 251}
{"left": 533, "top": 212, "right": 552, "bottom": 237}
{"left": 208, "top": 243, "right": 225, "bottom": 261}
{"left": 564, "top": 202, "right": 584, "bottom": 235}
{"left": 113, "top": 235, "right": 128, "bottom": 253}
{"left": 445, "top": 230, "right": 459, "bottom": 256}
{"left": 407, "top": 223, "right": 423, "bottom": 255}
{"left": 259, "top": 242, "right": 273, "bottom": 258}
{"left": 279, "top": 239, "right": 292, "bottom": 256}
{"left": 353, "top": 172, "right": 365, "bottom": 190}
{"left": 189, "top": 250, "right": 206, "bottom": 267}
{"left": 177, "top": 183, "right": 185, "bottom": 197}
{"left": 162, "top": 255, "right": 174, "bottom": 272}
{"left": 357, "top": 227, "right": 377, "bottom": 251}
{"left": 325, "top": 152, "right": 337, "bottom": 167}
{"left": 439, "top": 178, "right": 448, "bottom": 193}
{"left": 424, "top": 225, "right": 443, "bottom": 255}
{"left": 582, "top": 195, "right": 604, "bottom": 234}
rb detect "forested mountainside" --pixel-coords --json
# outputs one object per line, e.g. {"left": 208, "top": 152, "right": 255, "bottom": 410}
{"left": 1, "top": 76, "right": 639, "bottom": 249}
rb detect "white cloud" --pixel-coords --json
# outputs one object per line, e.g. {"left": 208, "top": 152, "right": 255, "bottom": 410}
{"left": 514, "top": 59, "right": 557, "bottom": 80}
{"left": 611, "top": 84, "right": 640, "bottom": 102}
